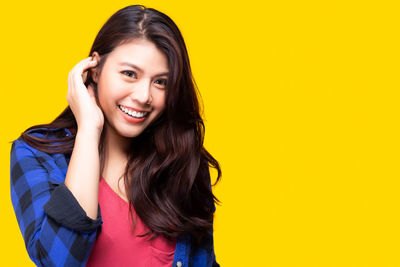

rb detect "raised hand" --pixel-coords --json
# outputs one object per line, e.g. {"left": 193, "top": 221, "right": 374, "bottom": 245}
{"left": 67, "top": 57, "right": 104, "bottom": 137}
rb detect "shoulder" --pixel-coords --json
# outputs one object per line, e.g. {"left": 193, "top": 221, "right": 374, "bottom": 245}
{"left": 23, "top": 127, "right": 72, "bottom": 139}
{"left": 12, "top": 126, "right": 72, "bottom": 158}
{"left": 11, "top": 127, "right": 71, "bottom": 184}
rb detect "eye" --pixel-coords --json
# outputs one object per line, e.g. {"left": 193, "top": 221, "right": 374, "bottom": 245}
{"left": 121, "top": 70, "right": 137, "bottom": 78}
{"left": 154, "top": 78, "right": 167, "bottom": 87}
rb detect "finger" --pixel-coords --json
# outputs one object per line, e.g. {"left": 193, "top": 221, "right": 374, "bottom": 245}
{"left": 81, "top": 57, "right": 98, "bottom": 72}
{"left": 72, "top": 57, "right": 93, "bottom": 73}
{"left": 72, "top": 57, "right": 97, "bottom": 80}
{"left": 73, "top": 67, "right": 97, "bottom": 89}
{"left": 87, "top": 84, "right": 99, "bottom": 105}
{"left": 82, "top": 71, "right": 88, "bottom": 83}
{"left": 74, "top": 57, "right": 95, "bottom": 74}
{"left": 69, "top": 57, "right": 97, "bottom": 97}
{"left": 87, "top": 84, "right": 95, "bottom": 97}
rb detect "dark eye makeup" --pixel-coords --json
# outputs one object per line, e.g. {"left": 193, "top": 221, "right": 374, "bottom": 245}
{"left": 155, "top": 78, "right": 167, "bottom": 86}
{"left": 121, "top": 70, "right": 137, "bottom": 78}
{"left": 121, "top": 70, "right": 167, "bottom": 87}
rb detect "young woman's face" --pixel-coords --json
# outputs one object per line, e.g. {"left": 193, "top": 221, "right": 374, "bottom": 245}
{"left": 92, "top": 39, "right": 168, "bottom": 139}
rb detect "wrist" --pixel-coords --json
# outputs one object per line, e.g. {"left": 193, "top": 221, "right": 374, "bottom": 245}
{"left": 76, "top": 128, "right": 102, "bottom": 142}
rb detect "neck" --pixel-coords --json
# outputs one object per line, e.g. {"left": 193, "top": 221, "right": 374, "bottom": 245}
{"left": 102, "top": 123, "right": 131, "bottom": 178}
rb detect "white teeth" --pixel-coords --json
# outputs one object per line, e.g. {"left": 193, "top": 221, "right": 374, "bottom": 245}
{"left": 119, "top": 105, "right": 148, "bottom": 118}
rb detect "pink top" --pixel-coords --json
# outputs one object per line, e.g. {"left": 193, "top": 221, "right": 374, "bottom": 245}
{"left": 86, "top": 176, "right": 176, "bottom": 267}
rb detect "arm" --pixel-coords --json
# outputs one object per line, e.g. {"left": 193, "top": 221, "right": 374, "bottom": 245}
{"left": 10, "top": 138, "right": 102, "bottom": 267}
{"left": 64, "top": 130, "right": 101, "bottom": 220}
{"left": 64, "top": 56, "right": 104, "bottom": 220}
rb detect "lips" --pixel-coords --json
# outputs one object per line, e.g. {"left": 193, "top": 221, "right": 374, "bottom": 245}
{"left": 119, "top": 105, "right": 148, "bottom": 123}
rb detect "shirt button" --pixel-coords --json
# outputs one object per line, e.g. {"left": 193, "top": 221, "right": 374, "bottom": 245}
{"left": 176, "top": 261, "right": 182, "bottom": 267}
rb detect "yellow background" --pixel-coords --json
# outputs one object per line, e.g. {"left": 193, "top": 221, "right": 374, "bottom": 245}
{"left": 1, "top": 0, "right": 400, "bottom": 266}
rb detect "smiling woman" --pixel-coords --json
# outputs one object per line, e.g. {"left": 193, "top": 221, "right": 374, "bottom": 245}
{"left": 92, "top": 39, "right": 168, "bottom": 138}
{"left": 9, "top": 4, "right": 221, "bottom": 267}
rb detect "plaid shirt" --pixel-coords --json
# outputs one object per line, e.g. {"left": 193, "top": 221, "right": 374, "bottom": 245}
{"left": 10, "top": 127, "right": 219, "bottom": 267}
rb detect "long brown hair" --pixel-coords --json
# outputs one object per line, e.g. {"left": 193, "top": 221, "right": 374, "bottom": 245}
{"left": 17, "top": 5, "right": 221, "bottom": 244}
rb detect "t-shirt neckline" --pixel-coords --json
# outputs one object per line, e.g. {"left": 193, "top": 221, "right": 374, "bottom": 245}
{"left": 100, "top": 176, "right": 129, "bottom": 206}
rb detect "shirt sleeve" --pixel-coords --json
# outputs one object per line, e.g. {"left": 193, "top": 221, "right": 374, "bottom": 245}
{"left": 43, "top": 182, "right": 102, "bottom": 232}
{"left": 10, "top": 139, "right": 102, "bottom": 267}
{"left": 211, "top": 232, "right": 220, "bottom": 267}
{"left": 207, "top": 166, "right": 220, "bottom": 267}
{"left": 211, "top": 217, "right": 220, "bottom": 267}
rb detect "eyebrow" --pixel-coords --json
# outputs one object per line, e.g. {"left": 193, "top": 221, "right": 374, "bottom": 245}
{"left": 119, "top": 62, "right": 169, "bottom": 76}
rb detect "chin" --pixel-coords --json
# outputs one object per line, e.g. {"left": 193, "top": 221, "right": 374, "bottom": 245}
{"left": 105, "top": 120, "right": 146, "bottom": 139}
{"left": 119, "top": 127, "right": 147, "bottom": 138}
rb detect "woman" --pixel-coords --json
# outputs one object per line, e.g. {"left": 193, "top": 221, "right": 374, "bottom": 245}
{"left": 10, "top": 5, "right": 221, "bottom": 267}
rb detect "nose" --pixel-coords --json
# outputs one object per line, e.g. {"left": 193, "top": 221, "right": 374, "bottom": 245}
{"left": 131, "top": 79, "right": 152, "bottom": 105}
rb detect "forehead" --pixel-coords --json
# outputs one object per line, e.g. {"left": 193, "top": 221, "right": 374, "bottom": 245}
{"left": 108, "top": 39, "right": 169, "bottom": 73}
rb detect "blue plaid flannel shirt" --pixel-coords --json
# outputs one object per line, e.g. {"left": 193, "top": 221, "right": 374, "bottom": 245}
{"left": 10, "top": 127, "right": 220, "bottom": 267}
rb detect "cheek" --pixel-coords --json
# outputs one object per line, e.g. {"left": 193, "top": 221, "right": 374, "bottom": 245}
{"left": 98, "top": 79, "right": 126, "bottom": 102}
{"left": 154, "top": 92, "right": 167, "bottom": 111}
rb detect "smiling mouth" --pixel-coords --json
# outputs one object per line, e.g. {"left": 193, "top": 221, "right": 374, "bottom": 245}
{"left": 118, "top": 105, "right": 149, "bottom": 118}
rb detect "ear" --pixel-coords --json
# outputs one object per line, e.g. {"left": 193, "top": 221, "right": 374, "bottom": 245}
{"left": 91, "top": 51, "right": 102, "bottom": 83}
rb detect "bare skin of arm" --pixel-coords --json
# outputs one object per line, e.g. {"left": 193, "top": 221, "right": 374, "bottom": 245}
{"left": 64, "top": 130, "right": 101, "bottom": 220}
{"left": 64, "top": 56, "right": 103, "bottom": 220}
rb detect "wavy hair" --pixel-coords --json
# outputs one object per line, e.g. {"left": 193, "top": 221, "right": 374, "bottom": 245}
{"left": 18, "top": 5, "right": 221, "bottom": 244}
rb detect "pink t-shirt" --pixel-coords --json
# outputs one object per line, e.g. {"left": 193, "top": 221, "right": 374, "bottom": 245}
{"left": 86, "top": 176, "right": 176, "bottom": 267}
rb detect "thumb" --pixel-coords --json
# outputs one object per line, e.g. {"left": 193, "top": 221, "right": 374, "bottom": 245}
{"left": 87, "top": 83, "right": 95, "bottom": 97}
{"left": 87, "top": 84, "right": 99, "bottom": 104}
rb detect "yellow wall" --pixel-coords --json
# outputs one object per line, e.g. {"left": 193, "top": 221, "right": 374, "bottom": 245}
{"left": 1, "top": 1, "right": 400, "bottom": 266}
